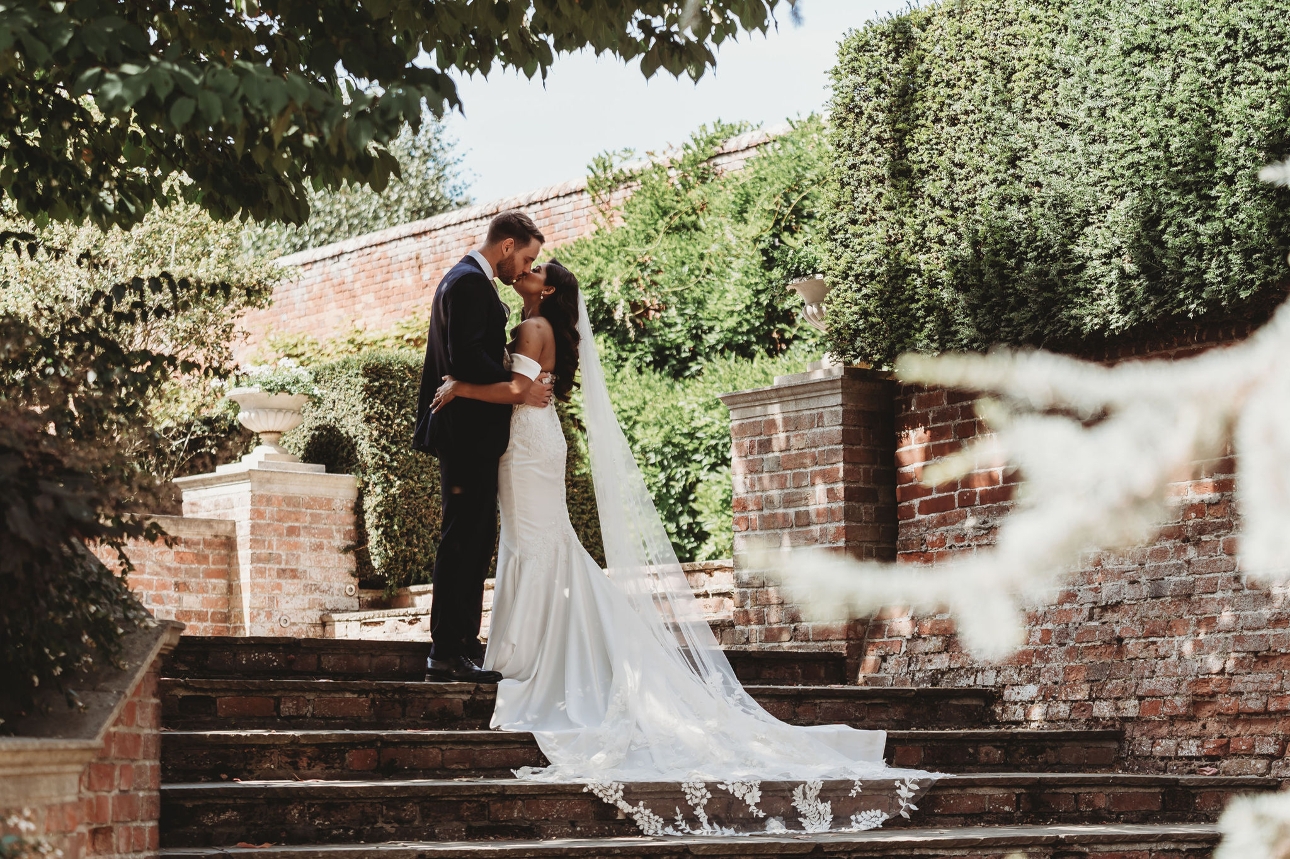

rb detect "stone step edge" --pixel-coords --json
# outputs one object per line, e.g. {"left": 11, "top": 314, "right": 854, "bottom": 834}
{"left": 159, "top": 679, "right": 990, "bottom": 698}
{"left": 157, "top": 822, "right": 1220, "bottom": 858}
{"left": 162, "top": 728, "right": 1123, "bottom": 745}
{"left": 169, "top": 637, "right": 839, "bottom": 654}
{"left": 161, "top": 771, "right": 1275, "bottom": 797}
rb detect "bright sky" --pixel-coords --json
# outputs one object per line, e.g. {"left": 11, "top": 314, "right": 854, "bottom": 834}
{"left": 442, "top": 0, "right": 906, "bottom": 203}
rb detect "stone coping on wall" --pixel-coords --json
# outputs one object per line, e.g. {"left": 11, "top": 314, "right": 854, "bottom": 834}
{"left": 147, "top": 514, "right": 236, "bottom": 539}
{"left": 0, "top": 620, "right": 182, "bottom": 805}
{"left": 273, "top": 123, "right": 791, "bottom": 268}
{"left": 173, "top": 465, "right": 358, "bottom": 498}
{"left": 0, "top": 739, "right": 104, "bottom": 804}
{"left": 719, "top": 365, "right": 894, "bottom": 417}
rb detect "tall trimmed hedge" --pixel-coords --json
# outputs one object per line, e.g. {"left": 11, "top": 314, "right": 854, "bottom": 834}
{"left": 824, "top": 0, "right": 1290, "bottom": 365}
{"left": 284, "top": 350, "right": 604, "bottom": 588}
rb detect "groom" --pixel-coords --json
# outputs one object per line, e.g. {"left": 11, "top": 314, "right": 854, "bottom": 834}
{"left": 413, "top": 210, "right": 552, "bottom": 683}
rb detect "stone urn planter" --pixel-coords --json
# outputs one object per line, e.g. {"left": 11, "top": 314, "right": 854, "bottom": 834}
{"left": 224, "top": 387, "right": 312, "bottom": 468}
{"left": 788, "top": 275, "right": 831, "bottom": 334}
{"left": 788, "top": 275, "right": 853, "bottom": 370}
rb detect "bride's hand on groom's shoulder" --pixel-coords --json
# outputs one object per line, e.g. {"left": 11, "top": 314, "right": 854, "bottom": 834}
{"left": 524, "top": 373, "right": 554, "bottom": 409}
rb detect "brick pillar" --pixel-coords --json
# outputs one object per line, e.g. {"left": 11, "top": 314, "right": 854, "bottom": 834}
{"left": 718, "top": 366, "right": 897, "bottom": 676}
{"left": 174, "top": 459, "right": 360, "bottom": 637}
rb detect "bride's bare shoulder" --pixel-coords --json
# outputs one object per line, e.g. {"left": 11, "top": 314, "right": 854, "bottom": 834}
{"left": 514, "top": 316, "right": 555, "bottom": 358}
{"left": 516, "top": 316, "right": 554, "bottom": 342}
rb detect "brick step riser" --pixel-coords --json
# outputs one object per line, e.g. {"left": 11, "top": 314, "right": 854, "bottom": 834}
{"left": 163, "top": 643, "right": 429, "bottom": 682}
{"left": 161, "top": 733, "right": 1122, "bottom": 782}
{"left": 161, "top": 685, "right": 992, "bottom": 732}
{"left": 157, "top": 837, "right": 1219, "bottom": 859}
{"left": 158, "top": 781, "right": 1262, "bottom": 847}
{"left": 161, "top": 738, "right": 546, "bottom": 781}
{"left": 163, "top": 639, "right": 846, "bottom": 686}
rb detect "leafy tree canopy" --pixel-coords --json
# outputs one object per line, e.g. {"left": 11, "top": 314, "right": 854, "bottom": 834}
{"left": 247, "top": 112, "right": 469, "bottom": 258}
{"left": 0, "top": 0, "right": 795, "bottom": 231}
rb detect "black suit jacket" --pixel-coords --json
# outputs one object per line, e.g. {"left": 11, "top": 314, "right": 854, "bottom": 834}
{"left": 413, "top": 256, "right": 513, "bottom": 460}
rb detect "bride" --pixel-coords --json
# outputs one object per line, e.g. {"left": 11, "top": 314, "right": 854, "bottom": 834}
{"left": 428, "top": 260, "right": 935, "bottom": 834}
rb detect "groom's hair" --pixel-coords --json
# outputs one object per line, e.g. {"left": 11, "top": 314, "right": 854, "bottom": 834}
{"left": 485, "top": 210, "right": 545, "bottom": 247}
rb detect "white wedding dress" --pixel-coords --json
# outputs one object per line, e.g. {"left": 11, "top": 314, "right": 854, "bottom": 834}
{"left": 482, "top": 299, "right": 936, "bottom": 835}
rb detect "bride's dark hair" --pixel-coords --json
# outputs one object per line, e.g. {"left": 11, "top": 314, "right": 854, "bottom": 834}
{"left": 533, "top": 259, "right": 581, "bottom": 401}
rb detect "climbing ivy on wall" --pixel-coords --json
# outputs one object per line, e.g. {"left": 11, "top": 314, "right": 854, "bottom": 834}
{"left": 824, "top": 0, "right": 1290, "bottom": 366}
{"left": 558, "top": 118, "right": 827, "bottom": 378}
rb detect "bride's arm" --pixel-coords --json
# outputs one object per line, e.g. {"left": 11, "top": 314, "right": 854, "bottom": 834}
{"left": 431, "top": 319, "right": 553, "bottom": 411}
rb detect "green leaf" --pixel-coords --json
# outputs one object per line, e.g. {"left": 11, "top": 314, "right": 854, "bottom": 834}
{"left": 169, "top": 96, "right": 195, "bottom": 126}
{"left": 197, "top": 90, "right": 221, "bottom": 125}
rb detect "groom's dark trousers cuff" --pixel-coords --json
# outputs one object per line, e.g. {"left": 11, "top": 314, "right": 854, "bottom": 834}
{"left": 429, "top": 455, "right": 498, "bottom": 661}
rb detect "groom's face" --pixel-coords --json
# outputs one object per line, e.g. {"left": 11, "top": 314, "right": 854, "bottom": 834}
{"left": 496, "top": 238, "right": 543, "bottom": 286}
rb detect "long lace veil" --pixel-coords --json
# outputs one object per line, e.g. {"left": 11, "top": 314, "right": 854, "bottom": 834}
{"left": 575, "top": 295, "right": 750, "bottom": 700}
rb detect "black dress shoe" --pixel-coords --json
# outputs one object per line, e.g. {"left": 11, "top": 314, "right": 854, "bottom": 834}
{"left": 425, "top": 655, "right": 503, "bottom": 684}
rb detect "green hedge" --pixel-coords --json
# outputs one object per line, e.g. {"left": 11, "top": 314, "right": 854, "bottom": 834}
{"left": 284, "top": 350, "right": 605, "bottom": 588}
{"left": 824, "top": 0, "right": 1290, "bottom": 366}
{"left": 284, "top": 351, "right": 440, "bottom": 590}
{"left": 604, "top": 348, "right": 809, "bottom": 561}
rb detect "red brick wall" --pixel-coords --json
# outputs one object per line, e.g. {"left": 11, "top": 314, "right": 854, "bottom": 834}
{"left": 861, "top": 322, "right": 1286, "bottom": 775}
{"left": 1, "top": 662, "right": 164, "bottom": 859}
{"left": 720, "top": 367, "right": 899, "bottom": 680}
{"left": 95, "top": 516, "right": 236, "bottom": 637}
{"left": 236, "top": 127, "right": 783, "bottom": 358}
{"left": 82, "top": 670, "right": 162, "bottom": 859}
{"left": 178, "top": 470, "right": 360, "bottom": 637}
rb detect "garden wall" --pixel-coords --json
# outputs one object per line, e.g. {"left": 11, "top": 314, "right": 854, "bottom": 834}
{"left": 95, "top": 516, "right": 237, "bottom": 637}
{"left": 860, "top": 321, "right": 1280, "bottom": 775}
{"left": 727, "top": 320, "right": 1288, "bottom": 775}
{"left": 0, "top": 623, "right": 179, "bottom": 859}
{"left": 237, "top": 126, "right": 783, "bottom": 357}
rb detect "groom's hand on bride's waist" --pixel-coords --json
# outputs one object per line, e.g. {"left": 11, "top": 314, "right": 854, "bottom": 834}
{"left": 524, "top": 373, "right": 554, "bottom": 408}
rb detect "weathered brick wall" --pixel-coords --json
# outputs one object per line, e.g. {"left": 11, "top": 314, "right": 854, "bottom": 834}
{"left": 236, "top": 126, "right": 784, "bottom": 357}
{"left": 177, "top": 468, "right": 360, "bottom": 636}
{"left": 82, "top": 670, "right": 162, "bottom": 859}
{"left": 857, "top": 322, "right": 1286, "bottom": 775}
{"left": 0, "top": 645, "right": 167, "bottom": 859}
{"left": 95, "top": 516, "right": 236, "bottom": 636}
{"left": 719, "top": 367, "right": 898, "bottom": 678}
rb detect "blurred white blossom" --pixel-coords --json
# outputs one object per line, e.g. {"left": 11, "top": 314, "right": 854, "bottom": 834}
{"left": 1217, "top": 793, "right": 1290, "bottom": 859}
{"left": 1258, "top": 158, "right": 1290, "bottom": 186}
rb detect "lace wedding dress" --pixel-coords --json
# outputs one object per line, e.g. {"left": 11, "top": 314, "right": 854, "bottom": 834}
{"left": 482, "top": 298, "right": 937, "bottom": 835}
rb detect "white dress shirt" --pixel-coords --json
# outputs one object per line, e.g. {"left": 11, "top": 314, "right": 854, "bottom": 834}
{"left": 467, "top": 249, "right": 494, "bottom": 281}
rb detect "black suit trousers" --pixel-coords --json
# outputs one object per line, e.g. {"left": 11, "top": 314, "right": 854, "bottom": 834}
{"left": 429, "top": 451, "right": 499, "bottom": 661}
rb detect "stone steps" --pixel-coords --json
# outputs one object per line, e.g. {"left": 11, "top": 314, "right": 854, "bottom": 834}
{"left": 161, "top": 728, "right": 1122, "bottom": 782}
{"left": 157, "top": 823, "right": 1220, "bottom": 859}
{"left": 155, "top": 638, "right": 1247, "bottom": 857}
{"left": 160, "top": 679, "right": 994, "bottom": 731}
{"left": 162, "top": 637, "right": 847, "bottom": 686}
{"left": 158, "top": 773, "right": 1273, "bottom": 847}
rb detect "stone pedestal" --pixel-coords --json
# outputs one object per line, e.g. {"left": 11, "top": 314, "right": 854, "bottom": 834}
{"left": 174, "top": 458, "right": 360, "bottom": 637}
{"left": 718, "top": 366, "right": 898, "bottom": 675}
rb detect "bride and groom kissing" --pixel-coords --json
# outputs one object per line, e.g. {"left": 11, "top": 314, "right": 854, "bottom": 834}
{"left": 411, "top": 210, "right": 932, "bottom": 823}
